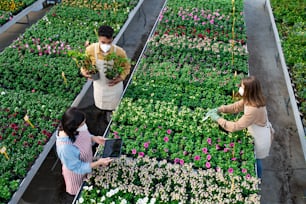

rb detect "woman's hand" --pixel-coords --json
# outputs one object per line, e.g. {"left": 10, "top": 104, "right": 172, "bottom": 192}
{"left": 92, "top": 136, "right": 106, "bottom": 145}
{"left": 97, "top": 157, "right": 113, "bottom": 167}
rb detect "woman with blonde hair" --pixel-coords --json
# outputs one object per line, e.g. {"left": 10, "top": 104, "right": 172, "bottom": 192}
{"left": 208, "top": 75, "right": 274, "bottom": 178}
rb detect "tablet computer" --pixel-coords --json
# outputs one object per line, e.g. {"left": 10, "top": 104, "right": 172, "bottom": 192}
{"left": 102, "top": 138, "right": 123, "bottom": 158}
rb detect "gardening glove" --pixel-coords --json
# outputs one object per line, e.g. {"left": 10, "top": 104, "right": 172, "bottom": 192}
{"left": 203, "top": 108, "right": 218, "bottom": 121}
{"left": 210, "top": 112, "right": 221, "bottom": 121}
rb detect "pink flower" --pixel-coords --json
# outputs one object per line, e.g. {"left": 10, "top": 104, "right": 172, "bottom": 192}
{"left": 194, "top": 155, "right": 201, "bottom": 161}
{"left": 246, "top": 174, "right": 251, "bottom": 179}
{"left": 164, "top": 148, "right": 168, "bottom": 152}
{"left": 183, "top": 151, "right": 188, "bottom": 155}
{"left": 131, "top": 149, "right": 137, "bottom": 155}
{"left": 210, "top": 20, "right": 214, "bottom": 24}
{"left": 163, "top": 136, "right": 169, "bottom": 142}
{"left": 216, "top": 167, "right": 221, "bottom": 172}
{"left": 207, "top": 138, "right": 212, "bottom": 145}
{"left": 138, "top": 152, "right": 145, "bottom": 157}
{"left": 230, "top": 142, "right": 235, "bottom": 147}
{"left": 207, "top": 154, "right": 212, "bottom": 161}
{"left": 231, "top": 157, "right": 237, "bottom": 161}
{"left": 228, "top": 168, "right": 234, "bottom": 174}
{"left": 224, "top": 148, "right": 229, "bottom": 153}
{"left": 242, "top": 168, "right": 247, "bottom": 174}
{"left": 143, "top": 142, "right": 149, "bottom": 149}
{"left": 166, "top": 129, "right": 172, "bottom": 134}
{"left": 206, "top": 162, "right": 211, "bottom": 169}
{"left": 174, "top": 158, "right": 180, "bottom": 164}
{"left": 179, "top": 159, "right": 184, "bottom": 165}
{"left": 215, "top": 144, "right": 220, "bottom": 150}
{"left": 202, "top": 147, "right": 208, "bottom": 154}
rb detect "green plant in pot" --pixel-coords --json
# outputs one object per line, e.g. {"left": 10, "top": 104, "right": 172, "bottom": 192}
{"left": 103, "top": 52, "right": 128, "bottom": 80}
{"left": 67, "top": 50, "right": 99, "bottom": 80}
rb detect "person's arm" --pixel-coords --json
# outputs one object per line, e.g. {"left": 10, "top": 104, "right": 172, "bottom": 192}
{"left": 218, "top": 99, "right": 244, "bottom": 114}
{"left": 58, "top": 145, "right": 92, "bottom": 174}
{"left": 59, "top": 145, "right": 112, "bottom": 174}
{"left": 92, "top": 136, "right": 106, "bottom": 145}
{"left": 216, "top": 106, "right": 257, "bottom": 132}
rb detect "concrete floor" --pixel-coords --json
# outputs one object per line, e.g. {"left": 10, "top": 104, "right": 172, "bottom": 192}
{"left": 244, "top": 0, "right": 306, "bottom": 203}
{"left": 1, "top": 0, "right": 305, "bottom": 204}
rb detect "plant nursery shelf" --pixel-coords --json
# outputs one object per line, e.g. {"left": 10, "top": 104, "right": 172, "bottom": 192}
{"left": 0, "top": 0, "right": 46, "bottom": 35}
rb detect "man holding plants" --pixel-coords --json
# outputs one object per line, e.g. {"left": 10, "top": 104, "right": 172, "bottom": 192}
{"left": 81, "top": 25, "right": 131, "bottom": 123}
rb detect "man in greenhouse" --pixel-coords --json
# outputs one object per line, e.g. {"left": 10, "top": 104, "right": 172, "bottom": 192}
{"left": 81, "top": 25, "right": 131, "bottom": 123}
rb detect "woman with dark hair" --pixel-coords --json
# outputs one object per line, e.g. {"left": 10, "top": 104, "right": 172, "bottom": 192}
{"left": 208, "top": 76, "right": 274, "bottom": 178}
{"left": 56, "top": 107, "right": 112, "bottom": 200}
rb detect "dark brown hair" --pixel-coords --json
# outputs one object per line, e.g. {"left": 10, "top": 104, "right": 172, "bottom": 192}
{"left": 241, "top": 76, "right": 266, "bottom": 107}
{"left": 58, "top": 107, "right": 85, "bottom": 142}
{"left": 98, "top": 25, "right": 114, "bottom": 39}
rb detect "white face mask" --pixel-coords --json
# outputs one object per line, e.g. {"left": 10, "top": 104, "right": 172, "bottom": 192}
{"left": 100, "top": 43, "right": 111, "bottom": 53}
{"left": 77, "top": 123, "right": 88, "bottom": 132}
{"left": 238, "top": 87, "right": 244, "bottom": 96}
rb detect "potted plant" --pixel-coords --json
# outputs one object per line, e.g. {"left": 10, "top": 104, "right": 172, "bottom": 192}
{"left": 103, "top": 52, "right": 128, "bottom": 80}
{"left": 67, "top": 50, "right": 99, "bottom": 80}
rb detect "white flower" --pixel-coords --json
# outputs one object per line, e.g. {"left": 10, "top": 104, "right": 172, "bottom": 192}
{"left": 120, "top": 199, "right": 127, "bottom": 204}
{"left": 78, "top": 197, "right": 84, "bottom": 203}
{"left": 1, "top": 91, "right": 5, "bottom": 95}
{"left": 100, "top": 196, "right": 105, "bottom": 201}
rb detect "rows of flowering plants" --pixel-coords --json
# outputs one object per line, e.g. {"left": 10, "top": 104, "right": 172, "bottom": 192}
{"left": 270, "top": 0, "right": 305, "bottom": 125}
{"left": 77, "top": 0, "right": 261, "bottom": 203}
{"left": 0, "top": 0, "right": 139, "bottom": 203}
{"left": 0, "top": 0, "right": 37, "bottom": 25}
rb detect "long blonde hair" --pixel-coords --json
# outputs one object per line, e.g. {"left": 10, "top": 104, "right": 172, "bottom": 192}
{"left": 241, "top": 76, "right": 266, "bottom": 107}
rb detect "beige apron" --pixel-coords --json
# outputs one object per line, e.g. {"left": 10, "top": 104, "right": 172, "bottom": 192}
{"left": 93, "top": 44, "right": 123, "bottom": 110}
{"left": 248, "top": 108, "right": 272, "bottom": 159}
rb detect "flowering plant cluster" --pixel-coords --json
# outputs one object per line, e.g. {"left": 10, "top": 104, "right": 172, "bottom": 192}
{"left": 77, "top": 156, "right": 260, "bottom": 203}
{"left": 0, "top": 0, "right": 37, "bottom": 25}
{"left": 76, "top": 0, "right": 260, "bottom": 203}
{"left": 0, "top": 0, "right": 139, "bottom": 202}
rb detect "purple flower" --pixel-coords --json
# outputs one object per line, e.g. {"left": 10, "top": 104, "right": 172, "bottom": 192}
{"left": 179, "top": 159, "right": 184, "bottom": 165}
{"left": 163, "top": 136, "right": 169, "bottom": 142}
{"left": 194, "top": 155, "right": 201, "bottom": 161}
{"left": 207, "top": 138, "right": 212, "bottom": 145}
{"left": 144, "top": 142, "right": 149, "bottom": 149}
{"left": 131, "top": 149, "right": 137, "bottom": 155}
{"left": 228, "top": 168, "right": 234, "bottom": 174}
{"left": 215, "top": 144, "right": 220, "bottom": 150}
{"left": 202, "top": 147, "right": 208, "bottom": 154}
{"left": 206, "top": 162, "right": 211, "bottom": 169}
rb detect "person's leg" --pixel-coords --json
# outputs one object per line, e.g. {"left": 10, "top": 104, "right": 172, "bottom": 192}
{"left": 256, "top": 159, "right": 262, "bottom": 178}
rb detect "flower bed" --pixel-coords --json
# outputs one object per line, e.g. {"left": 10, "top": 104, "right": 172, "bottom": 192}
{"left": 270, "top": 0, "right": 305, "bottom": 125}
{"left": 76, "top": 0, "right": 260, "bottom": 203}
{"left": 0, "top": 0, "right": 37, "bottom": 25}
{"left": 0, "top": 0, "right": 139, "bottom": 203}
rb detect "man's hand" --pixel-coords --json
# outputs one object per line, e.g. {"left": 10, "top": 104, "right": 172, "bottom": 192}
{"left": 109, "top": 76, "right": 123, "bottom": 86}
{"left": 80, "top": 67, "right": 92, "bottom": 79}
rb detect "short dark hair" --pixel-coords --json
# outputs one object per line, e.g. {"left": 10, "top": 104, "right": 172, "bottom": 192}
{"left": 59, "top": 107, "right": 85, "bottom": 142}
{"left": 98, "top": 25, "right": 114, "bottom": 39}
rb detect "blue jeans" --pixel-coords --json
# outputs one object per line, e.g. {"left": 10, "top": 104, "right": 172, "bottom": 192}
{"left": 256, "top": 159, "right": 262, "bottom": 178}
